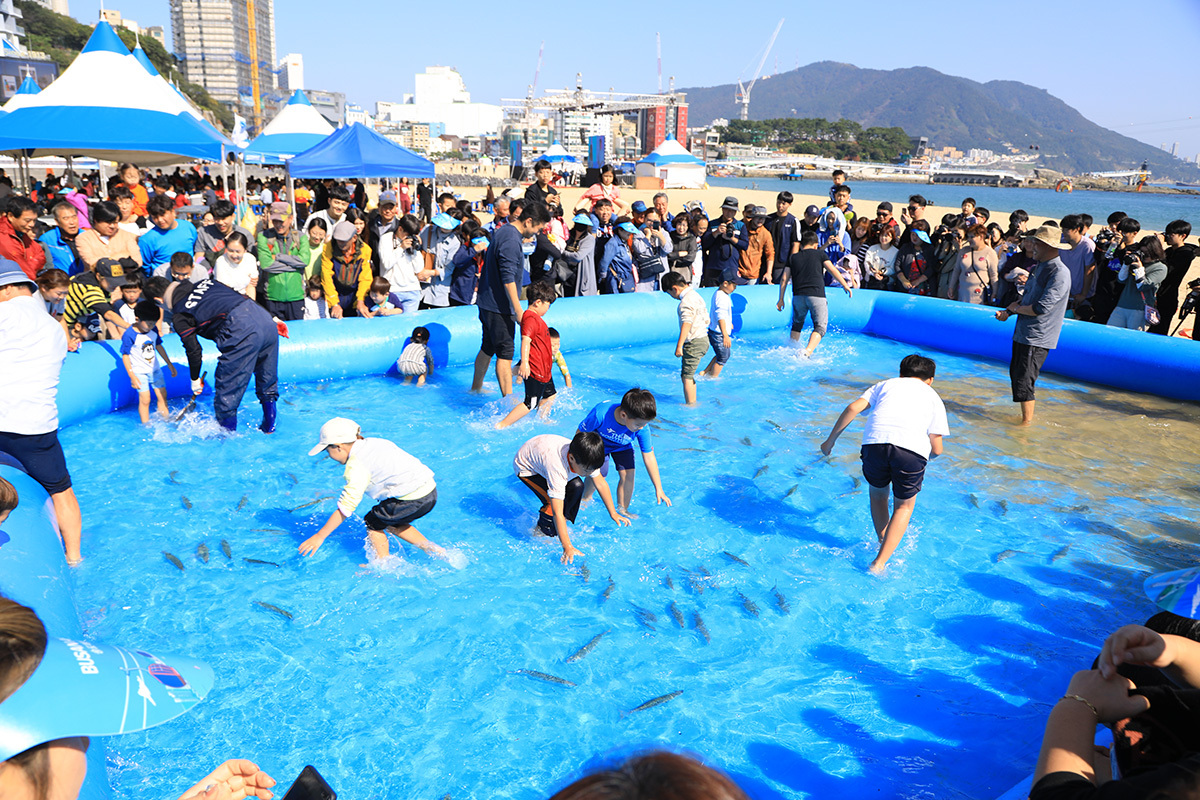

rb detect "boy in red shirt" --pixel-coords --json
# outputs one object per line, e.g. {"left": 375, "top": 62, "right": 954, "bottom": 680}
{"left": 497, "top": 280, "right": 558, "bottom": 429}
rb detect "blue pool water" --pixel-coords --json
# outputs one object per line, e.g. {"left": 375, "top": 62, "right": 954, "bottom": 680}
{"left": 63, "top": 331, "right": 1200, "bottom": 799}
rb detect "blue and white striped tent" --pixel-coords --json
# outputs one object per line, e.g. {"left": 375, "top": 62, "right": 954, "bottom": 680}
{"left": 242, "top": 90, "right": 335, "bottom": 165}
{"left": 1, "top": 76, "right": 41, "bottom": 113}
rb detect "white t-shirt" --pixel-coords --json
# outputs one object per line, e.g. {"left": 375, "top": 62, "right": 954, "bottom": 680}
{"left": 708, "top": 288, "right": 732, "bottom": 333}
{"left": 120, "top": 326, "right": 162, "bottom": 376}
{"left": 677, "top": 287, "right": 710, "bottom": 342}
{"left": 377, "top": 232, "right": 423, "bottom": 294}
{"left": 337, "top": 438, "right": 435, "bottom": 518}
{"left": 0, "top": 294, "right": 68, "bottom": 434}
{"left": 512, "top": 434, "right": 596, "bottom": 500}
{"left": 214, "top": 253, "right": 259, "bottom": 295}
{"left": 859, "top": 377, "right": 949, "bottom": 460}
{"left": 864, "top": 244, "right": 899, "bottom": 277}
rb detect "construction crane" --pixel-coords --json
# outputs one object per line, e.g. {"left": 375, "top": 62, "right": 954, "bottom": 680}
{"left": 245, "top": 0, "right": 262, "bottom": 131}
{"left": 524, "top": 40, "right": 545, "bottom": 119}
{"left": 656, "top": 32, "right": 662, "bottom": 94}
{"left": 735, "top": 18, "right": 783, "bottom": 121}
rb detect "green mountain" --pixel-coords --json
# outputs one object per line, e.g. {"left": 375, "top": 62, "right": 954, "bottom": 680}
{"left": 14, "top": 0, "right": 232, "bottom": 131}
{"left": 679, "top": 62, "right": 1199, "bottom": 180}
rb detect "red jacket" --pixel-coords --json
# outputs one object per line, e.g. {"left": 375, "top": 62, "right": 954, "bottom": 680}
{"left": 0, "top": 214, "right": 46, "bottom": 280}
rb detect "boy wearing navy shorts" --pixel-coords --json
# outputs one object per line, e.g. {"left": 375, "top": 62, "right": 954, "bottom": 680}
{"left": 300, "top": 417, "right": 450, "bottom": 562}
{"left": 702, "top": 274, "right": 736, "bottom": 378}
{"left": 820, "top": 354, "right": 949, "bottom": 574}
{"left": 513, "top": 431, "right": 630, "bottom": 564}
{"left": 577, "top": 388, "right": 672, "bottom": 514}
{"left": 120, "top": 300, "right": 177, "bottom": 423}
{"left": 497, "top": 281, "right": 557, "bottom": 429}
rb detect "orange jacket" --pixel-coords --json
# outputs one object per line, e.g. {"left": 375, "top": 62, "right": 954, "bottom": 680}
{"left": 0, "top": 214, "right": 46, "bottom": 280}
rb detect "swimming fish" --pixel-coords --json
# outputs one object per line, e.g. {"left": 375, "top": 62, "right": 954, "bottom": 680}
{"left": 244, "top": 558, "right": 281, "bottom": 567}
{"left": 737, "top": 592, "right": 760, "bottom": 618}
{"left": 696, "top": 565, "right": 712, "bottom": 578}
{"left": 284, "top": 473, "right": 298, "bottom": 485}
{"left": 753, "top": 465, "right": 769, "bottom": 480}
{"left": 722, "top": 551, "right": 749, "bottom": 567}
{"left": 766, "top": 419, "right": 785, "bottom": 431}
{"left": 655, "top": 416, "right": 683, "bottom": 429}
{"left": 1051, "top": 545, "right": 1071, "bottom": 563}
{"left": 675, "top": 447, "right": 707, "bottom": 453}
{"left": 698, "top": 434, "right": 720, "bottom": 442}
{"left": 994, "top": 549, "right": 1022, "bottom": 563}
{"left": 685, "top": 574, "right": 705, "bottom": 595}
{"left": 167, "top": 470, "right": 181, "bottom": 485}
{"left": 565, "top": 629, "right": 610, "bottom": 663}
{"left": 220, "top": 540, "right": 232, "bottom": 560}
{"left": 632, "top": 604, "right": 658, "bottom": 630}
{"left": 579, "top": 562, "right": 590, "bottom": 582}
{"left": 1066, "top": 504, "right": 1090, "bottom": 514}
{"left": 968, "top": 494, "right": 980, "bottom": 509}
{"left": 514, "top": 669, "right": 576, "bottom": 687}
{"left": 236, "top": 494, "right": 249, "bottom": 511}
{"left": 180, "top": 495, "right": 192, "bottom": 510}
{"left": 740, "top": 436, "right": 753, "bottom": 447}
{"left": 994, "top": 499, "right": 1009, "bottom": 516}
{"left": 251, "top": 528, "right": 289, "bottom": 535}
{"left": 196, "top": 543, "right": 209, "bottom": 564}
{"left": 254, "top": 601, "right": 293, "bottom": 621}
{"left": 692, "top": 612, "right": 710, "bottom": 643}
{"left": 164, "top": 551, "right": 184, "bottom": 572}
{"left": 627, "top": 690, "right": 683, "bottom": 715}
{"left": 289, "top": 495, "right": 334, "bottom": 513}
{"left": 850, "top": 476, "right": 862, "bottom": 489}
{"left": 772, "top": 586, "right": 790, "bottom": 615}
{"left": 282, "top": 398, "right": 295, "bottom": 406}
{"left": 662, "top": 573, "right": 674, "bottom": 590}
{"left": 784, "top": 484, "right": 799, "bottom": 498}
{"left": 668, "top": 601, "right": 685, "bottom": 628}
{"left": 601, "top": 577, "right": 616, "bottom": 602}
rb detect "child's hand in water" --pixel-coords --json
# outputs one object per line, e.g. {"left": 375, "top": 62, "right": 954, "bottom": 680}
{"left": 298, "top": 533, "right": 327, "bottom": 556}
{"left": 561, "top": 544, "right": 583, "bottom": 564}
{"left": 611, "top": 510, "right": 631, "bottom": 527}
{"left": 655, "top": 488, "right": 672, "bottom": 506}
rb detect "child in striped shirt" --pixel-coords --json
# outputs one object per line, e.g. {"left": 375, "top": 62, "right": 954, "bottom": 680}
{"left": 396, "top": 326, "right": 434, "bottom": 386}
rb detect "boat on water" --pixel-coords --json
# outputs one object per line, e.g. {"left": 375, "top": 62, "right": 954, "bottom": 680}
{"left": 1175, "top": 181, "right": 1200, "bottom": 188}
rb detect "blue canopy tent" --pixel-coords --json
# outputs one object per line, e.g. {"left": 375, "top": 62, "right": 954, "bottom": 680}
{"left": 242, "top": 90, "right": 335, "bottom": 166}
{"left": 286, "top": 122, "right": 434, "bottom": 179}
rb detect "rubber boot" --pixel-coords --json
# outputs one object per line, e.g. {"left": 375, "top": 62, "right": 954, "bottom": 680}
{"left": 537, "top": 510, "right": 556, "bottom": 537}
{"left": 260, "top": 400, "right": 277, "bottom": 434}
{"left": 217, "top": 413, "right": 237, "bottom": 432}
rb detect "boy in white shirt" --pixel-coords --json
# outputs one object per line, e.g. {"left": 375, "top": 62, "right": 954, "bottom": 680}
{"left": 512, "top": 431, "right": 629, "bottom": 564}
{"left": 300, "top": 417, "right": 449, "bottom": 562}
{"left": 661, "top": 271, "right": 710, "bottom": 406}
{"left": 820, "top": 354, "right": 949, "bottom": 574}
{"left": 119, "top": 300, "right": 177, "bottom": 423}
{"left": 702, "top": 274, "right": 736, "bottom": 379}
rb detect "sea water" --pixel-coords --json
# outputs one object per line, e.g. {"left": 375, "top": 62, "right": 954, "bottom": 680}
{"left": 710, "top": 176, "right": 1200, "bottom": 232}
{"left": 64, "top": 332, "right": 1200, "bottom": 799}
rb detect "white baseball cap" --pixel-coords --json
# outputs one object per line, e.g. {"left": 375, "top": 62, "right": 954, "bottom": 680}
{"left": 308, "top": 417, "right": 360, "bottom": 456}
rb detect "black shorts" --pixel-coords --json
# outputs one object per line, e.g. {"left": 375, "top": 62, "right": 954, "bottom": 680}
{"left": 363, "top": 488, "right": 437, "bottom": 531}
{"left": 861, "top": 444, "right": 927, "bottom": 500}
{"left": 479, "top": 308, "right": 516, "bottom": 360}
{"left": 0, "top": 430, "right": 72, "bottom": 494}
{"left": 601, "top": 447, "right": 636, "bottom": 474}
{"left": 522, "top": 376, "right": 557, "bottom": 409}
{"left": 1010, "top": 342, "right": 1050, "bottom": 403}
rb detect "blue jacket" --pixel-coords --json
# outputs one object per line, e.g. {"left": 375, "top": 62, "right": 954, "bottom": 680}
{"left": 478, "top": 223, "right": 524, "bottom": 315}
{"left": 38, "top": 228, "right": 84, "bottom": 275}
{"left": 599, "top": 235, "right": 635, "bottom": 294}
{"left": 701, "top": 218, "right": 748, "bottom": 276}
{"left": 448, "top": 244, "right": 480, "bottom": 306}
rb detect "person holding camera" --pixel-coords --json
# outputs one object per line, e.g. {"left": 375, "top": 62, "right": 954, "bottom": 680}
{"left": 1150, "top": 220, "right": 1197, "bottom": 336}
{"left": 1107, "top": 234, "right": 1167, "bottom": 331}
{"left": 700, "top": 196, "right": 748, "bottom": 287}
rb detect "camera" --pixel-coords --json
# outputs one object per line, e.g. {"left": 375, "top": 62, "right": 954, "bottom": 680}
{"left": 1119, "top": 246, "right": 1141, "bottom": 267}
{"left": 1180, "top": 278, "right": 1200, "bottom": 319}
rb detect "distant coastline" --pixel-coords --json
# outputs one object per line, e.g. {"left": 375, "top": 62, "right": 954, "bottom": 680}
{"left": 727, "top": 169, "right": 1200, "bottom": 197}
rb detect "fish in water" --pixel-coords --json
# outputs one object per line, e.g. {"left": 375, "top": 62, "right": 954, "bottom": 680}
{"left": 627, "top": 690, "right": 683, "bottom": 715}
{"left": 514, "top": 669, "right": 576, "bottom": 687}
{"left": 244, "top": 558, "right": 281, "bottom": 567}
{"left": 692, "top": 611, "right": 710, "bottom": 643}
{"left": 784, "top": 484, "right": 799, "bottom": 498}
{"left": 753, "top": 465, "right": 769, "bottom": 480}
{"left": 601, "top": 577, "right": 616, "bottom": 602}
{"left": 565, "top": 629, "right": 609, "bottom": 663}
{"left": 1051, "top": 545, "right": 1071, "bottom": 563}
{"left": 685, "top": 574, "right": 705, "bottom": 595}
{"left": 196, "top": 543, "right": 209, "bottom": 564}
{"left": 579, "top": 562, "right": 590, "bottom": 582}
{"left": 632, "top": 604, "right": 658, "bottom": 630}
{"left": 236, "top": 494, "right": 249, "bottom": 511}
{"left": 740, "top": 436, "right": 753, "bottom": 447}
{"left": 251, "top": 528, "right": 289, "bottom": 535}
{"left": 772, "top": 586, "right": 790, "bottom": 615}
{"left": 851, "top": 476, "right": 862, "bottom": 489}
{"left": 675, "top": 447, "right": 707, "bottom": 453}
{"left": 285, "top": 472, "right": 298, "bottom": 485}
{"left": 968, "top": 494, "right": 980, "bottom": 509}
{"left": 662, "top": 573, "right": 674, "bottom": 590}
{"left": 737, "top": 592, "right": 761, "bottom": 618}
{"left": 167, "top": 470, "right": 181, "bottom": 485}
{"left": 254, "top": 601, "right": 293, "bottom": 620}
{"left": 180, "top": 495, "right": 192, "bottom": 510}
{"left": 722, "top": 551, "right": 749, "bottom": 567}
{"left": 289, "top": 495, "right": 334, "bottom": 513}
{"left": 698, "top": 434, "right": 720, "bottom": 442}
{"left": 668, "top": 601, "right": 685, "bottom": 628}
{"left": 164, "top": 552, "right": 184, "bottom": 572}
{"left": 994, "top": 549, "right": 1022, "bottom": 563}
{"left": 1066, "top": 504, "right": 1090, "bottom": 514}
{"left": 220, "top": 540, "right": 232, "bottom": 560}
{"left": 766, "top": 419, "right": 785, "bottom": 431}
{"left": 994, "top": 499, "right": 1009, "bottom": 516}
{"left": 282, "top": 398, "right": 295, "bottom": 406}
{"left": 696, "top": 565, "right": 712, "bottom": 577}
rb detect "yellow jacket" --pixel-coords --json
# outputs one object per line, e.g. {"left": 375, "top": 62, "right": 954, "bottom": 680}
{"left": 321, "top": 240, "right": 374, "bottom": 309}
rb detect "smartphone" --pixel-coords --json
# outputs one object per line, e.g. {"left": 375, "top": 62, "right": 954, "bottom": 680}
{"left": 281, "top": 766, "right": 336, "bottom": 800}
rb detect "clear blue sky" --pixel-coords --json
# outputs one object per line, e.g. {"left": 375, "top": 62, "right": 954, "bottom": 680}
{"left": 76, "top": 0, "right": 1200, "bottom": 159}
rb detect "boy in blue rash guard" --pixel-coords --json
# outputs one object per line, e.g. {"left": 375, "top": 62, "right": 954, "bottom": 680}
{"left": 577, "top": 388, "right": 672, "bottom": 515}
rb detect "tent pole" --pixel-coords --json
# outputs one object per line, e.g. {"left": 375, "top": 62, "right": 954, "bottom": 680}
{"left": 98, "top": 160, "right": 108, "bottom": 192}
{"left": 287, "top": 164, "right": 296, "bottom": 222}
{"left": 65, "top": 155, "right": 74, "bottom": 186}
{"left": 220, "top": 147, "right": 228, "bottom": 203}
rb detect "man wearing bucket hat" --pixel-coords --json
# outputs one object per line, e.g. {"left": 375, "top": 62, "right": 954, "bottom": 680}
{"left": 144, "top": 274, "right": 284, "bottom": 433}
{"left": 995, "top": 225, "right": 1071, "bottom": 426}
{"left": 700, "top": 196, "right": 748, "bottom": 287}
{"left": 0, "top": 596, "right": 276, "bottom": 800}
{"left": 257, "top": 202, "right": 309, "bottom": 322}
{"left": 0, "top": 258, "right": 84, "bottom": 566}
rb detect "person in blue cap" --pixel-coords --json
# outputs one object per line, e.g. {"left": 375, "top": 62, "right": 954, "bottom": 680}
{"left": 0, "top": 596, "right": 275, "bottom": 800}
{"left": 560, "top": 213, "right": 597, "bottom": 296}
{"left": 144, "top": 275, "right": 285, "bottom": 433}
{"left": 598, "top": 222, "right": 639, "bottom": 294}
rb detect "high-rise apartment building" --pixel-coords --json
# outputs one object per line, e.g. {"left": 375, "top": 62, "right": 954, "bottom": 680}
{"left": 29, "top": 0, "right": 70, "bottom": 16}
{"left": 278, "top": 53, "right": 303, "bottom": 92}
{"left": 0, "top": 0, "right": 23, "bottom": 51}
{"left": 171, "top": 0, "right": 278, "bottom": 126}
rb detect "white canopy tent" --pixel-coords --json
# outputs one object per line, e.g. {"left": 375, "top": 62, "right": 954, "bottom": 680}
{"left": 635, "top": 135, "right": 707, "bottom": 189}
